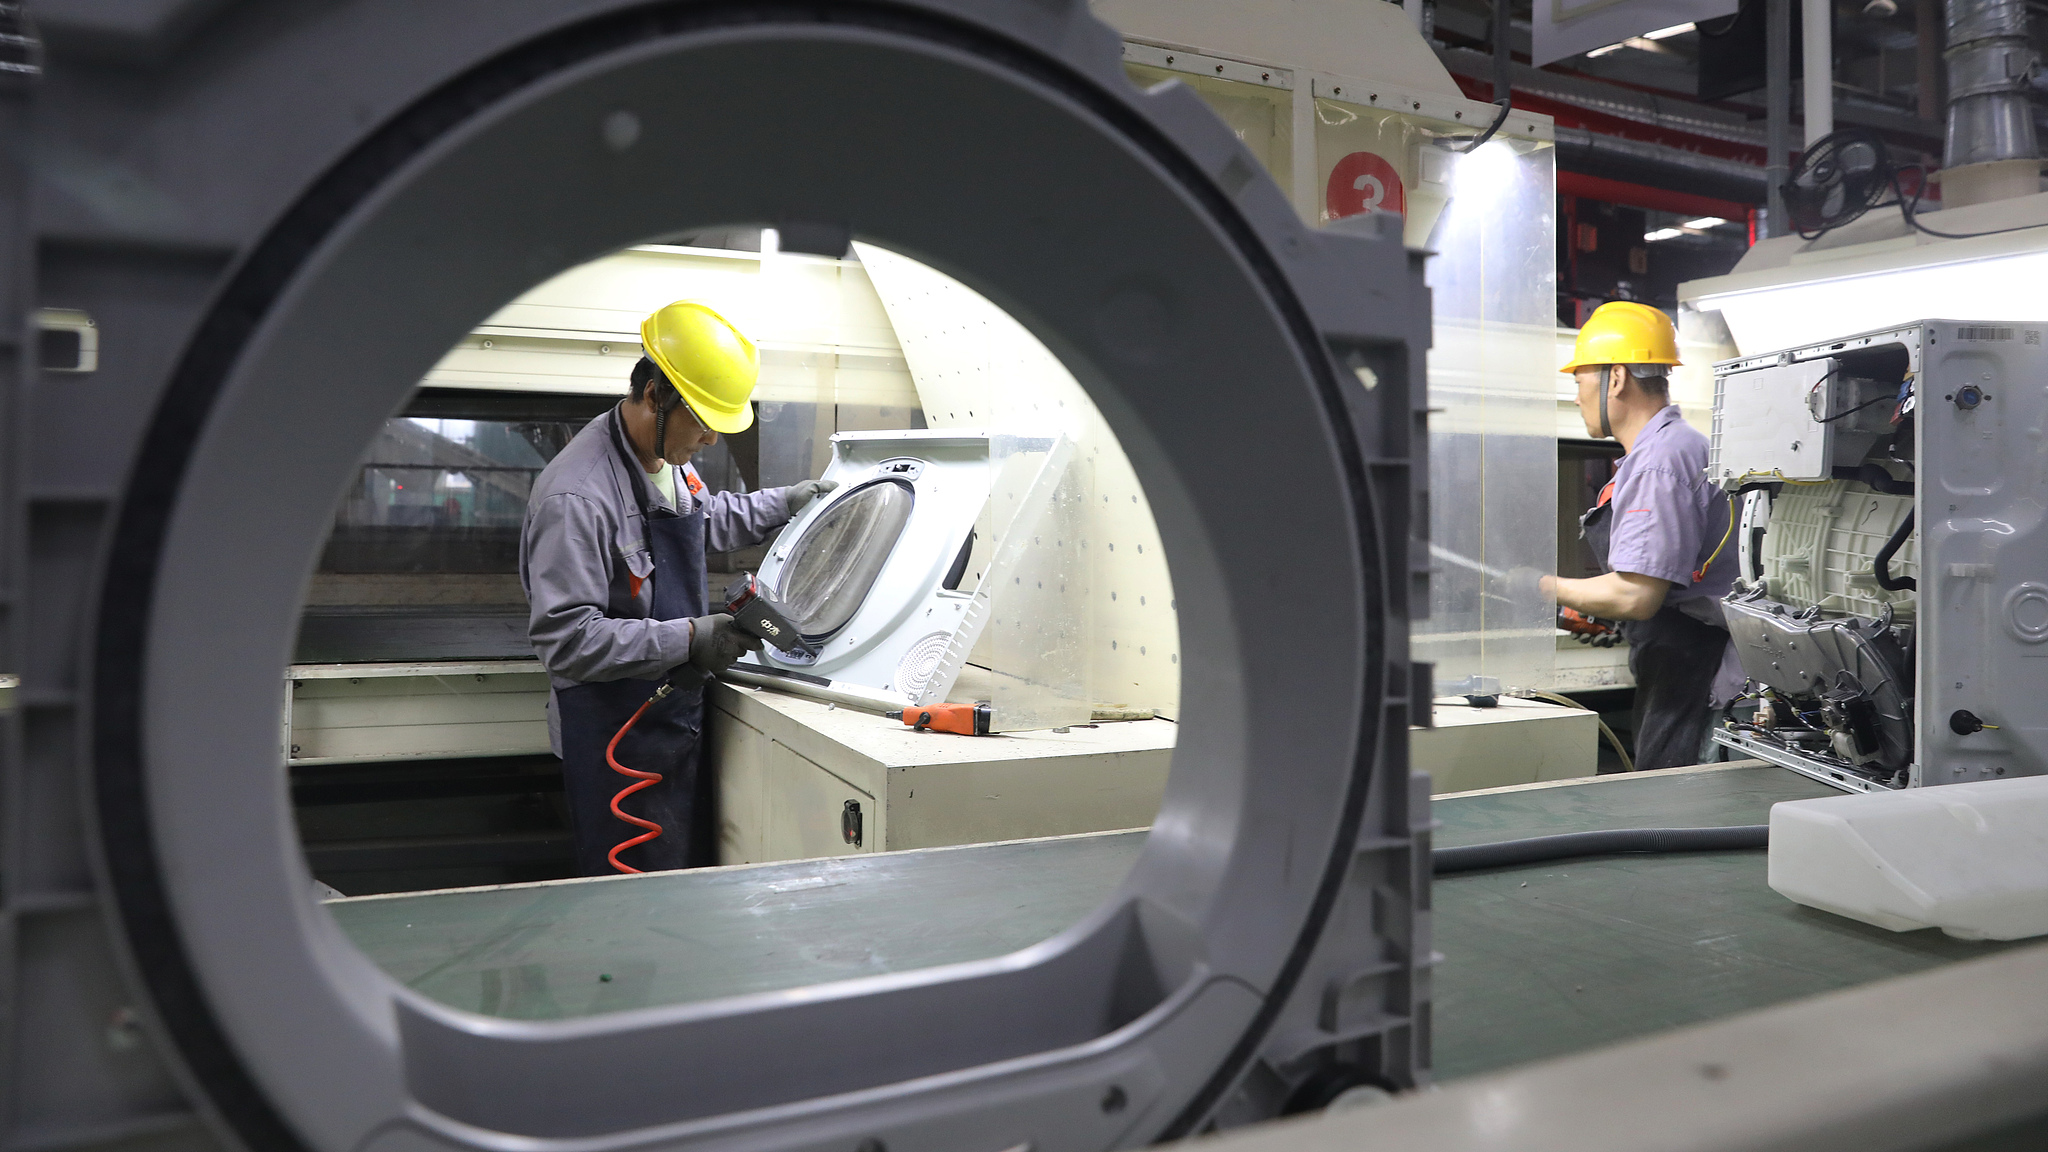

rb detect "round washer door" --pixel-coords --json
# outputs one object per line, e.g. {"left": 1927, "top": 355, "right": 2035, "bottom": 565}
{"left": 76, "top": 3, "right": 1431, "bottom": 1150}
{"left": 779, "top": 478, "right": 918, "bottom": 641}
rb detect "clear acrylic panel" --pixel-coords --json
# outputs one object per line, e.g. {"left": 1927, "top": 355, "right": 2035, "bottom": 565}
{"left": 980, "top": 434, "right": 1094, "bottom": 731}
{"left": 1420, "top": 134, "right": 1559, "bottom": 695}
{"left": 323, "top": 415, "right": 569, "bottom": 574}
{"left": 1311, "top": 99, "right": 1558, "bottom": 694}
{"left": 856, "top": 241, "right": 1179, "bottom": 729}
{"left": 1124, "top": 64, "right": 1294, "bottom": 205}
{"left": 1311, "top": 98, "right": 1459, "bottom": 248}
{"left": 1123, "top": 72, "right": 1561, "bottom": 695}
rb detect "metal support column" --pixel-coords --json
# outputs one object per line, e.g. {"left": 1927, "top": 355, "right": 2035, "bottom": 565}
{"left": 1917, "top": 0, "right": 1945, "bottom": 122}
{"left": 0, "top": 2, "right": 35, "bottom": 1136}
{"left": 1802, "top": 0, "right": 1833, "bottom": 143}
{"left": 1766, "top": 0, "right": 1792, "bottom": 236}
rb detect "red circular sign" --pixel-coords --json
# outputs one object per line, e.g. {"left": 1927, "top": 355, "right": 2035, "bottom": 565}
{"left": 1325, "top": 151, "right": 1406, "bottom": 220}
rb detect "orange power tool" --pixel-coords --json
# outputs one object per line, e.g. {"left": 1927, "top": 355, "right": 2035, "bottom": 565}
{"left": 886, "top": 702, "right": 993, "bottom": 736}
{"left": 1558, "top": 606, "right": 1621, "bottom": 648}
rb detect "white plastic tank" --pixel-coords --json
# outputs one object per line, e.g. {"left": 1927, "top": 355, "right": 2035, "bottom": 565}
{"left": 1768, "top": 776, "right": 2048, "bottom": 940}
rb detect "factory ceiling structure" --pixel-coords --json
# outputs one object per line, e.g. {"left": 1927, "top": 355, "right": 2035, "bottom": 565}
{"left": 1424, "top": 0, "right": 2048, "bottom": 319}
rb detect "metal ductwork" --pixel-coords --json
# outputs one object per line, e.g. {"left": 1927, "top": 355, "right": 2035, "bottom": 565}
{"left": 1552, "top": 125, "right": 1770, "bottom": 205}
{"left": 1438, "top": 45, "right": 1771, "bottom": 150}
{"left": 1943, "top": 0, "right": 2042, "bottom": 205}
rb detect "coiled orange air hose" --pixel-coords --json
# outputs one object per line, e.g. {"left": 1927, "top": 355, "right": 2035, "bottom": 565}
{"left": 604, "top": 685, "right": 671, "bottom": 874}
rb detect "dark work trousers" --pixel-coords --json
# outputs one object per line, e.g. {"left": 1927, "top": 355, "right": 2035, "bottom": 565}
{"left": 552, "top": 420, "right": 713, "bottom": 875}
{"left": 1581, "top": 496, "right": 1730, "bottom": 773}
{"left": 1623, "top": 608, "right": 1730, "bottom": 772}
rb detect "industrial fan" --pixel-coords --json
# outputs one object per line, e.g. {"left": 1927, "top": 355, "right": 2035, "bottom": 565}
{"left": 1783, "top": 127, "right": 1895, "bottom": 237}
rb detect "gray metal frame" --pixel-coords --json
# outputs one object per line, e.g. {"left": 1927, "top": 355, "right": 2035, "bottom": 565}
{"left": 1712, "top": 726, "right": 1898, "bottom": 794}
{"left": 2, "top": 3, "right": 1430, "bottom": 1151}
{"left": 1198, "top": 942, "right": 2048, "bottom": 1152}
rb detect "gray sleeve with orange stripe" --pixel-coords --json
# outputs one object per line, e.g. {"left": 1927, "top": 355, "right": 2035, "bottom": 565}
{"left": 1602, "top": 465, "right": 1704, "bottom": 588}
{"left": 682, "top": 464, "right": 794, "bottom": 553}
{"left": 520, "top": 490, "right": 694, "bottom": 685}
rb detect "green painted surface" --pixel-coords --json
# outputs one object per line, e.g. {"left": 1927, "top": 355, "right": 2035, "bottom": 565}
{"left": 329, "top": 764, "right": 2020, "bottom": 1079}
{"left": 1431, "top": 764, "right": 1832, "bottom": 848}
{"left": 326, "top": 831, "right": 1140, "bottom": 1020}
{"left": 1427, "top": 767, "right": 2020, "bottom": 1080}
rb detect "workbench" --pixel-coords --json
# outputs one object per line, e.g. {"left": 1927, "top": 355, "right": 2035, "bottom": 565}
{"left": 327, "top": 761, "right": 2020, "bottom": 1078}
{"left": 708, "top": 676, "right": 1177, "bottom": 864}
{"left": 1419, "top": 696, "right": 1594, "bottom": 794}
{"left": 712, "top": 682, "right": 1593, "bottom": 867}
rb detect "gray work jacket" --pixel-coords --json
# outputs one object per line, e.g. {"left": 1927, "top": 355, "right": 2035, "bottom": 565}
{"left": 519, "top": 406, "right": 792, "bottom": 704}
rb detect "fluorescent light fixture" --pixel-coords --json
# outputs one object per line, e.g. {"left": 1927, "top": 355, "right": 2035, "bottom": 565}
{"left": 1682, "top": 216, "right": 1728, "bottom": 230}
{"left": 1687, "top": 248, "right": 2048, "bottom": 354}
{"left": 1587, "top": 25, "right": 1690, "bottom": 57}
{"left": 1645, "top": 226, "right": 1688, "bottom": 241}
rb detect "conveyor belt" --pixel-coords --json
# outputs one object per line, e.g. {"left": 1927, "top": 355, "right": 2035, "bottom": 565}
{"left": 327, "top": 829, "right": 1144, "bottom": 1019}
{"left": 1425, "top": 763, "right": 2020, "bottom": 1079}
{"left": 329, "top": 762, "right": 2022, "bottom": 1078}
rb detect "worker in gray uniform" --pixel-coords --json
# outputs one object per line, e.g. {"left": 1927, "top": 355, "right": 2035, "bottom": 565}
{"left": 520, "top": 301, "right": 836, "bottom": 874}
{"left": 1540, "top": 302, "right": 1741, "bottom": 772}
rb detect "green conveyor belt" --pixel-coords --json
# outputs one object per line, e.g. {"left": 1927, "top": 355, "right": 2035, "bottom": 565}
{"left": 326, "top": 829, "right": 1142, "bottom": 1021}
{"left": 328, "top": 763, "right": 2020, "bottom": 1080}
{"left": 1425, "top": 765, "right": 2019, "bottom": 1078}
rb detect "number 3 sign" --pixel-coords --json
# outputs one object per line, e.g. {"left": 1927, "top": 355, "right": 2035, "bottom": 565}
{"left": 1325, "top": 151, "right": 1406, "bottom": 220}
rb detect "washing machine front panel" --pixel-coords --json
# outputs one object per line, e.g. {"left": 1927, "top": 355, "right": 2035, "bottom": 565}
{"left": 756, "top": 430, "right": 988, "bottom": 695}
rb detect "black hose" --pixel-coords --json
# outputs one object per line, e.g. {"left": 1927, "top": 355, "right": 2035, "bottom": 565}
{"left": 1433, "top": 825, "right": 1769, "bottom": 875}
{"left": 1874, "top": 509, "right": 1917, "bottom": 592}
{"left": 1832, "top": 463, "right": 1914, "bottom": 495}
{"left": 1449, "top": 97, "right": 1512, "bottom": 153}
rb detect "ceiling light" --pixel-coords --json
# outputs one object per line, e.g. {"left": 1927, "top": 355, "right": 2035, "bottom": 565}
{"left": 1686, "top": 245, "right": 2048, "bottom": 354}
{"left": 1646, "top": 226, "right": 1688, "bottom": 241}
{"left": 1581, "top": 19, "right": 1693, "bottom": 56}
{"left": 1682, "top": 216, "right": 1728, "bottom": 230}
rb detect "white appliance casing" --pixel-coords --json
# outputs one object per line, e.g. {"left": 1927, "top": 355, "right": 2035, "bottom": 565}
{"left": 1710, "top": 321, "right": 2048, "bottom": 793}
{"left": 746, "top": 430, "right": 989, "bottom": 702}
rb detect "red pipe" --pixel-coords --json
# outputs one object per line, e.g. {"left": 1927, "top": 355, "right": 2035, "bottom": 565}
{"left": 1557, "top": 171, "right": 1752, "bottom": 221}
{"left": 1448, "top": 73, "right": 1767, "bottom": 165}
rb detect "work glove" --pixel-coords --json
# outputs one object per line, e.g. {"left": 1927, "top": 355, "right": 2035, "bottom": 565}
{"left": 686, "top": 612, "right": 761, "bottom": 677}
{"left": 1487, "top": 566, "right": 1552, "bottom": 608}
{"left": 780, "top": 479, "right": 839, "bottom": 518}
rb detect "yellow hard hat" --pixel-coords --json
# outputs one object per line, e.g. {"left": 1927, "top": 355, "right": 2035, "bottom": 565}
{"left": 1560, "top": 301, "right": 1681, "bottom": 373}
{"left": 639, "top": 300, "right": 759, "bottom": 434}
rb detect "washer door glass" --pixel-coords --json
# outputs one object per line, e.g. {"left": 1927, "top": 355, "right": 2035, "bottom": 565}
{"left": 779, "top": 479, "right": 915, "bottom": 639}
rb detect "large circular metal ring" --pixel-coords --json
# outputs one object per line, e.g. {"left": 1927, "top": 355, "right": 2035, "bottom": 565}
{"left": 85, "top": 3, "right": 1424, "bottom": 1149}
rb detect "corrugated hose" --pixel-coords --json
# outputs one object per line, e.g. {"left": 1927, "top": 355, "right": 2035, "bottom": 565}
{"left": 1434, "top": 825, "right": 1770, "bottom": 874}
